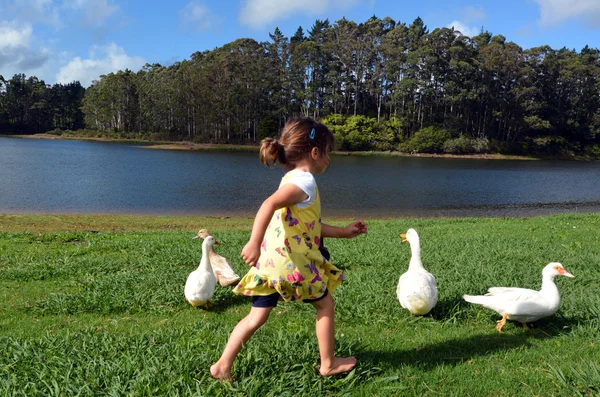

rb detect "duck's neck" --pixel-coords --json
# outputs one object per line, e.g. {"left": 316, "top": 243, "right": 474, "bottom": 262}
{"left": 200, "top": 245, "right": 212, "bottom": 272}
{"left": 540, "top": 275, "right": 560, "bottom": 306}
{"left": 408, "top": 242, "right": 423, "bottom": 270}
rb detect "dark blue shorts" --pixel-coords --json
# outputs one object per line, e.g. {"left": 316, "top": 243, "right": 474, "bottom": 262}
{"left": 251, "top": 289, "right": 329, "bottom": 308}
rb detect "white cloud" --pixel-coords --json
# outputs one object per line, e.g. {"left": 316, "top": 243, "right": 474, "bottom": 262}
{"left": 239, "top": 0, "right": 364, "bottom": 29}
{"left": 0, "top": 22, "right": 52, "bottom": 80}
{"left": 0, "top": 22, "right": 33, "bottom": 49}
{"left": 55, "top": 43, "right": 145, "bottom": 87}
{"left": 179, "top": 1, "right": 221, "bottom": 32}
{"left": 63, "top": 0, "right": 119, "bottom": 27}
{"left": 533, "top": 0, "right": 600, "bottom": 27}
{"left": 447, "top": 21, "right": 480, "bottom": 37}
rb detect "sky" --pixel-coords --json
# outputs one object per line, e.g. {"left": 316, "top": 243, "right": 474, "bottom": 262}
{"left": 1, "top": 0, "right": 600, "bottom": 88}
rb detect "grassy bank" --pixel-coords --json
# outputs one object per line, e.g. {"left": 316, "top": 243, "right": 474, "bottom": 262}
{"left": 1, "top": 213, "right": 599, "bottom": 396}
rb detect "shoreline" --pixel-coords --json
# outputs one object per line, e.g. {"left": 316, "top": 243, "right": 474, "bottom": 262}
{"left": 2, "top": 209, "right": 598, "bottom": 233}
{"left": 2, "top": 133, "right": 549, "bottom": 161}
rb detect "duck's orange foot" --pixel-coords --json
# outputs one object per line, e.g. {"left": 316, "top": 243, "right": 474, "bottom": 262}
{"left": 496, "top": 313, "right": 508, "bottom": 333}
{"left": 522, "top": 322, "right": 529, "bottom": 329}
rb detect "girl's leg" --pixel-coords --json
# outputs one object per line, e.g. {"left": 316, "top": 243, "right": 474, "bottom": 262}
{"left": 210, "top": 306, "right": 273, "bottom": 380}
{"left": 311, "top": 293, "right": 356, "bottom": 376}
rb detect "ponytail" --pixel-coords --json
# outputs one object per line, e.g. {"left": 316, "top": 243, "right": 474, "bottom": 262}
{"left": 259, "top": 137, "right": 286, "bottom": 168}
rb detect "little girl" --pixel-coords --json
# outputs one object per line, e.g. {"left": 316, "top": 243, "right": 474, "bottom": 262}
{"left": 210, "top": 117, "right": 367, "bottom": 380}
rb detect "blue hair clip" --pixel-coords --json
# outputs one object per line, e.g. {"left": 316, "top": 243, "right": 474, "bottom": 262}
{"left": 309, "top": 128, "right": 316, "bottom": 139}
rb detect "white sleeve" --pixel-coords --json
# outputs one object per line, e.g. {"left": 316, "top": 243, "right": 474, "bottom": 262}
{"left": 284, "top": 171, "right": 317, "bottom": 208}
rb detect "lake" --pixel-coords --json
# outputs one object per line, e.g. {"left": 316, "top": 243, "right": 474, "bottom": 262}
{"left": 1, "top": 136, "right": 599, "bottom": 218}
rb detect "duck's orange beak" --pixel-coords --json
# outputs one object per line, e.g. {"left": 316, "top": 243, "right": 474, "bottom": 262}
{"left": 559, "top": 267, "right": 575, "bottom": 278}
{"left": 400, "top": 233, "right": 407, "bottom": 243}
{"left": 215, "top": 241, "right": 222, "bottom": 246}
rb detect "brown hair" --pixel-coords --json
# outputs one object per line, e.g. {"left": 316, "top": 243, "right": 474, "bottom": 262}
{"left": 259, "top": 117, "right": 334, "bottom": 170}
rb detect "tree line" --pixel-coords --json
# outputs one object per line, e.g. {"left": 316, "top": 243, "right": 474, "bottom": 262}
{"left": 0, "top": 75, "right": 85, "bottom": 133}
{"left": 1, "top": 16, "right": 599, "bottom": 156}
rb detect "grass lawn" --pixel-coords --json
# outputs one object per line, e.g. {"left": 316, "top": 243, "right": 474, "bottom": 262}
{"left": 1, "top": 213, "right": 599, "bottom": 396}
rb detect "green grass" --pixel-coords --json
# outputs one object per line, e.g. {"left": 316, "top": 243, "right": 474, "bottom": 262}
{"left": 1, "top": 213, "right": 599, "bottom": 396}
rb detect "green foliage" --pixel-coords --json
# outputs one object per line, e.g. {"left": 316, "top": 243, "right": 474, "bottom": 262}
{"left": 584, "top": 144, "right": 600, "bottom": 157}
{"left": 1, "top": 213, "right": 599, "bottom": 395}
{"left": 342, "top": 115, "right": 380, "bottom": 151}
{"left": 257, "top": 116, "right": 277, "bottom": 141}
{"left": 524, "top": 115, "right": 552, "bottom": 132}
{"left": 488, "top": 138, "right": 511, "bottom": 154}
{"left": 443, "top": 136, "right": 490, "bottom": 154}
{"left": 471, "top": 138, "right": 490, "bottom": 153}
{"left": 529, "top": 136, "right": 570, "bottom": 156}
{"left": 382, "top": 116, "right": 405, "bottom": 143}
{"left": 443, "top": 135, "right": 471, "bottom": 154}
{"left": 322, "top": 114, "right": 395, "bottom": 151}
{"left": 404, "top": 126, "right": 452, "bottom": 153}
{"left": 321, "top": 113, "right": 345, "bottom": 127}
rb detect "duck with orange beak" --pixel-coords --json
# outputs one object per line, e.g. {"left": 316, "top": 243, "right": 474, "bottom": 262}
{"left": 463, "top": 262, "right": 574, "bottom": 332}
{"left": 396, "top": 228, "right": 438, "bottom": 315}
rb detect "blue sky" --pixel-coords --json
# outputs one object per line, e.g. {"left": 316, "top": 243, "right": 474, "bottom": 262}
{"left": 1, "top": 0, "right": 599, "bottom": 87}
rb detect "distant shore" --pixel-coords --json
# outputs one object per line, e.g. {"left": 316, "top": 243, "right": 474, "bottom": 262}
{"left": 4, "top": 133, "right": 542, "bottom": 160}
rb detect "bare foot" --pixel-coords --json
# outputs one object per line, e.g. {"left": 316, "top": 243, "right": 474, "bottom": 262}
{"left": 319, "top": 356, "right": 357, "bottom": 376}
{"left": 210, "top": 363, "right": 232, "bottom": 381}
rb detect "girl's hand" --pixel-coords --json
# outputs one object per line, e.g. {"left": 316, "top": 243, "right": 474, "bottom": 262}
{"left": 344, "top": 220, "right": 367, "bottom": 238}
{"left": 241, "top": 242, "right": 261, "bottom": 266}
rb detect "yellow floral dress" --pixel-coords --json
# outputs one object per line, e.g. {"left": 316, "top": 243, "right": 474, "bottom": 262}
{"left": 233, "top": 173, "right": 345, "bottom": 302}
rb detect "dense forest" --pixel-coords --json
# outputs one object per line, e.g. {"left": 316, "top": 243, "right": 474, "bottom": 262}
{"left": 0, "top": 76, "right": 85, "bottom": 134}
{"left": 1, "top": 16, "right": 600, "bottom": 156}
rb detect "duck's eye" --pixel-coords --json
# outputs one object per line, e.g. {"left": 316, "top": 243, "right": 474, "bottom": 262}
{"left": 553, "top": 266, "right": 560, "bottom": 271}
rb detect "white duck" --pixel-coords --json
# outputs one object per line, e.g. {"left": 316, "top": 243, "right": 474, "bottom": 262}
{"left": 193, "top": 229, "right": 240, "bottom": 287}
{"left": 397, "top": 228, "right": 438, "bottom": 315}
{"left": 463, "top": 262, "right": 574, "bottom": 332}
{"left": 185, "top": 235, "right": 217, "bottom": 308}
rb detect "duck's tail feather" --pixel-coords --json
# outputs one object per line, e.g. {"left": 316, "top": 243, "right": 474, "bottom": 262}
{"left": 406, "top": 294, "right": 433, "bottom": 315}
{"left": 463, "top": 294, "right": 488, "bottom": 305}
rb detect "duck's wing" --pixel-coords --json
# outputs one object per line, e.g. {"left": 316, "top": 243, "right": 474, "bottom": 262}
{"left": 398, "top": 270, "right": 438, "bottom": 301}
{"left": 486, "top": 287, "right": 543, "bottom": 302}
{"left": 185, "top": 271, "right": 215, "bottom": 299}
{"left": 396, "top": 271, "right": 410, "bottom": 297}
{"left": 209, "top": 253, "right": 237, "bottom": 276}
{"left": 184, "top": 271, "right": 200, "bottom": 298}
{"left": 207, "top": 252, "right": 240, "bottom": 287}
{"left": 416, "top": 271, "right": 438, "bottom": 300}
{"left": 465, "top": 287, "right": 547, "bottom": 316}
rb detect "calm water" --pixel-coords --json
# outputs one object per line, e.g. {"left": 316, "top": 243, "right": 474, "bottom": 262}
{"left": 1, "top": 137, "right": 599, "bottom": 218}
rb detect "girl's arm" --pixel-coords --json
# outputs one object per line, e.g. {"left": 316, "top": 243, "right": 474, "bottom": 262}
{"left": 241, "top": 184, "right": 308, "bottom": 266}
{"left": 321, "top": 220, "right": 367, "bottom": 239}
